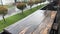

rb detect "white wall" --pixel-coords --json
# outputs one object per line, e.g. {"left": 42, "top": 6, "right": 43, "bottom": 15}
{"left": 0, "top": 0, "right": 14, "bottom": 5}
{"left": 0, "top": 0, "right": 38, "bottom": 5}
{"left": 0, "top": 0, "right": 29, "bottom": 5}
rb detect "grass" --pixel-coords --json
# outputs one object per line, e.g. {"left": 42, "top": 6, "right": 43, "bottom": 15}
{"left": 0, "top": 4, "right": 46, "bottom": 32}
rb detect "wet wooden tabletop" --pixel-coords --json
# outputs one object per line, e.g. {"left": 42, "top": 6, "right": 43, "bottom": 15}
{"left": 4, "top": 10, "right": 57, "bottom": 34}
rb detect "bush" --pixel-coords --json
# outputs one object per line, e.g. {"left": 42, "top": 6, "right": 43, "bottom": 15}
{"left": 0, "top": 6, "right": 8, "bottom": 15}
{"left": 34, "top": 0, "right": 44, "bottom": 4}
{"left": 27, "top": 1, "right": 34, "bottom": 8}
{"left": 28, "top": 1, "right": 34, "bottom": 5}
{"left": 0, "top": 6, "right": 8, "bottom": 23}
{"left": 17, "top": 2, "right": 26, "bottom": 14}
{"left": 41, "top": 0, "right": 46, "bottom": 2}
{"left": 17, "top": 3, "right": 26, "bottom": 10}
{"left": 34, "top": 0, "right": 40, "bottom": 4}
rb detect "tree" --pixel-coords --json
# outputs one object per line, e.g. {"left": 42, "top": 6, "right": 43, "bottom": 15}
{"left": 27, "top": 1, "right": 34, "bottom": 8}
{"left": 0, "top": 6, "right": 8, "bottom": 23}
{"left": 14, "top": 0, "right": 17, "bottom": 5}
{"left": 34, "top": 0, "right": 40, "bottom": 4}
{"left": 15, "top": 0, "right": 17, "bottom": 3}
{"left": 41, "top": 0, "right": 46, "bottom": 2}
{"left": 17, "top": 3, "right": 26, "bottom": 14}
{"left": 23, "top": 0, "right": 27, "bottom": 3}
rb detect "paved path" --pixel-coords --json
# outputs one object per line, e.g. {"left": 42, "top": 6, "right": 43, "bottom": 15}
{"left": 0, "top": 1, "right": 49, "bottom": 20}
{"left": 4, "top": 10, "right": 57, "bottom": 34}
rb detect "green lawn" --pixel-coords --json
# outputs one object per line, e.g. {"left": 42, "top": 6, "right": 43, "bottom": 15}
{"left": 0, "top": 4, "right": 46, "bottom": 32}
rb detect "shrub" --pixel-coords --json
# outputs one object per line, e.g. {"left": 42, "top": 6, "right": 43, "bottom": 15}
{"left": 0, "top": 6, "right": 8, "bottom": 23}
{"left": 0, "top": 6, "right": 7, "bottom": 14}
{"left": 34, "top": 0, "right": 40, "bottom": 4}
{"left": 27, "top": 1, "right": 34, "bottom": 8}
{"left": 34, "top": 0, "right": 44, "bottom": 4}
{"left": 17, "top": 2, "right": 26, "bottom": 14}
{"left": 41, "top": 0, "right": 46, "bottom": 2}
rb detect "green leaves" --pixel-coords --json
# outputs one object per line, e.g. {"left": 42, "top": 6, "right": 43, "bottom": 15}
{"left": 17, "top": 2, "right": 26, "bottom": 14}
{"left": 27, "top": 1, "right": 34, "bottom": 6}
{"left": 17, "top": 3, "right": 26, "bottom": 10}
{"left": 0, "top": 6, "right": 8, "bottom": 15}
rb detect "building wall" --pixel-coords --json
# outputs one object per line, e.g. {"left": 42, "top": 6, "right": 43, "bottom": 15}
{"left": 0, "top": 0, "right": 14, "bottom": 5}
{"left": 0, "top": 0, "right": 46, "bottom": 5}
{"left": 0, "top": 0, "right": 30, "bottom": 5}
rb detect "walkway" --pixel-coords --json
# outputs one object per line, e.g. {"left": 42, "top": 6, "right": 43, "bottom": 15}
{"left": 3, "top": 10, "right": 57, "bottom": 34}
{"left": 0, "top": 1, "right": 49, "bottom": 20}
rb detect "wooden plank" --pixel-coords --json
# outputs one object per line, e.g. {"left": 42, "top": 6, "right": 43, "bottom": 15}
{"left": 33, "top": 11, "right": 57, "bottom": 34}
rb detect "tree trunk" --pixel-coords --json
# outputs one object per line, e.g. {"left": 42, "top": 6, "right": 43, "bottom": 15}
{"left": 15, "top": 0, "right": 17, "bottom": 5}
{"left": 2, "top": 14, "right": 6, "bottom": 23}
{"left": 15, "top": 0, "right": 16, "bottom": 3}
{"left": 30, "top": 5, "right": 32, "bottom": 10}
{"left": 22, "top": 10, "right": 23, "bottom": 14}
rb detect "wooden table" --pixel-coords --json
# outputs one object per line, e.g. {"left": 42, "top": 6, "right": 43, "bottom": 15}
{"left": 3, "top": 10, "right": 57, "bottom": 34}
